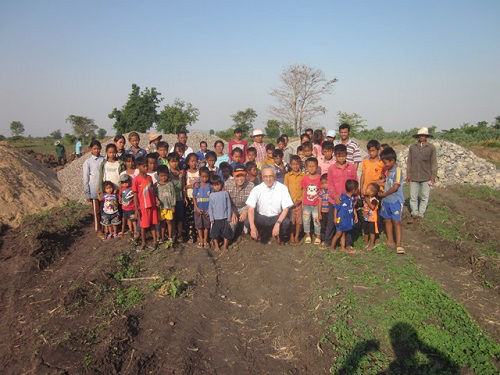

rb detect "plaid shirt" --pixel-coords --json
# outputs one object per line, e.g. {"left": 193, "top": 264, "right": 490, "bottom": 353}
{"left": 224, "top": 179, "right": 254, "bottom": 214}
{"left": 251, "top": 142, "right": 267, "bottom": 163}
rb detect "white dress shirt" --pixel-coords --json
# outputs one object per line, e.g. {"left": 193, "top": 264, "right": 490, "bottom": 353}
{"left": 246, "top": 181, "right": 293, "bottom": 217}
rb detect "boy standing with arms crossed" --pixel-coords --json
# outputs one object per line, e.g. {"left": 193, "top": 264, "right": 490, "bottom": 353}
{"left": 379, "top": 147, "right": 405, "bottom": 254}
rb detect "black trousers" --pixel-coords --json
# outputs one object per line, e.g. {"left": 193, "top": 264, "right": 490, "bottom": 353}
{"left": 324, "top": 203, "right": 353, "bottom": 246}
{"left": 255, "top": 212, "right": 291, "bottom": 243}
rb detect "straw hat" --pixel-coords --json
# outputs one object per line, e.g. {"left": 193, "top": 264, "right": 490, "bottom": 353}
{"left": 251, "top": 129, "right": 265, "bottom": 137}
{"left": 413, "top": 127, "right": 433, "bottom": 138}
{"left": 148, "top": 132, "right": 162, "bottom": 142}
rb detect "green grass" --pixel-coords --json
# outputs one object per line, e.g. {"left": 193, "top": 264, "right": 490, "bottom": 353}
{"left": 313, "top": 245, "right": 499, "bottom": 374}
{"left": 115, "top": 287, "right": 145, "bottom": 310}
{"left": 422, "top": 202, "right": 465, "bottom": 242}
{"left": 5, "top": 137, "right": 76, "bottom": 156}
{"left": 454, "top": 185, "right": 500, "bottom": 203}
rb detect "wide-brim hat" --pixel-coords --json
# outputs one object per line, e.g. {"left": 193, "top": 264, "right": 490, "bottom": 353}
{"left": 413, "top": 127, "right": 433, "bottom": 138}
{"left": 148, "top": 132, "right": 163, "bottom": 142}
{"left": 54, "top": 140, "right": 60, "bottom": 146}
{"left": 251, "top": 129, "right": 265, "bottom": 137}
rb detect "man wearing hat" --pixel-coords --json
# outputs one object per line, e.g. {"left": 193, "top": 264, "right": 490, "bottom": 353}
{"left": 406, "top": 127, "right": 437, "bottom": 221}
{"left": 250, "top": 129, "right": 267, "bottom": 163}
{"left": 326, "top": 129, "right": 336, "bottom": 143}
{"left": 147, "top": 132, "right": 162, "bottom": 153}
{"left": 225, "top": 164, "right": 254, "bottom": 238}
{"left": 169, "top": 130, "right": 194, "bottom": 158}
{"left": 55, "top": 140, "right": 66, "bottom": 165}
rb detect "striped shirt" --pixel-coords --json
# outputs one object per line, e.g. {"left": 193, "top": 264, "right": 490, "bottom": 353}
{"left": 251, "top": 142, "right": 267, "bottom": 163}
{"left": 334, "top": 138, "right": 362, "bottom": 164}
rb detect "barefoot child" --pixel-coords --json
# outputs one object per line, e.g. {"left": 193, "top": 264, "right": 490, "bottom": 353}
{"left": 83, "top": 140, "right": 105, "bottom": 238}
{"left": 362, "top": 183, "right": 380, "bottom": 250}
{"left": 119, "top": 174, "right": 138, "bottom": 237}
{"left": 331, "top": 179, "right": 359, "bottom": 253}
{"left": 133, "top": 157, "right": 158, "bottom": 250}
{"left": 284, "top": 155, "right": 304, "bottom": 245}
{"left": 378, "top": 147, "right": 405, "bottom": 254}
{"left": 98, "top": 143, "right": 125, "bottom": 195}
{"left": 156, "top": 165, "right": 176, "bottom": 242}
{"left": 208, "top": 175, "right": 233, "bottom": 252}
{"left": 301, "top": 157, "right": 321, "bottom": 245}
{"left": 101, "top": 181, "right": 121, "bottom": 238}
{"left": 184, "top": 153, "right": 200, "bottom": 244}
{"left": 168, "top": 153, "right": 185, "bottom": 242}
{"left": 193, "top": 167, "right": 212, "bottom": 248}
{"left": 318, "top": 174, "right": 330, "bottom": 247}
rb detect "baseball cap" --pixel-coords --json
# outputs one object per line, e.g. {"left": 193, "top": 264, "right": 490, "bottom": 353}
{"left": 233, "top": 164, "right": 247, "bottom": 176}
{"left": 327, "top": 129, "right": 336, "bottom": 138}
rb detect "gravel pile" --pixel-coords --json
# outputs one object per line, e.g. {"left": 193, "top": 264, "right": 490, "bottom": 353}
{"left": 57, "top": 131, "right": 225, "bottom": 202}
{"left": 397, "top": 140, "right": 499, "bottom": 188}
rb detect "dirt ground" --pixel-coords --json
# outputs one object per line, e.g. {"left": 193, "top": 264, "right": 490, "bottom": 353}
{"left": 0, "top": 186, "right": 498, "bottom": 374}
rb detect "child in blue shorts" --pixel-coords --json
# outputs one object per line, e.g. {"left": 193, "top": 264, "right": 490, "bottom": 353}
{"left": 378, "top": 147, "right": 405, "bottom": 254}
{"left": 330, "top": 179, "right": 359, "bottom": 253}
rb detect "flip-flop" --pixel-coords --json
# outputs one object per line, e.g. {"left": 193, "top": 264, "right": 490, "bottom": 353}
{"left": 196, "top": 242, "right": 203, "bottom": 249}
{"left": 396, "top": 246, "right": 405, "bottom": 254}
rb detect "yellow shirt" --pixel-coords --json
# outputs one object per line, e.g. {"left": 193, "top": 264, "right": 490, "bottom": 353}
{"left": 284, "top": 171, "right": 305, "bottom": 203}
{"left": 262, "top": 157, "right": 274, "bottom": 166}
{"left": 361, "top": 158, "right": 385, "bottom": 191}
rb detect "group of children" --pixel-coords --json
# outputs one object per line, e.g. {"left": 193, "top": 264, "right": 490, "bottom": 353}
{"left": 83, "top": 127, "right": 405, "bottom": 253}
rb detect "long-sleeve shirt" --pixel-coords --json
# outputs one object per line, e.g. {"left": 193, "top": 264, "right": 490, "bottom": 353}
{"left": 327, "top": 162, "right": 357, "bottom": 203}
{"left": 251, "top": 142, "right": 267, "bottom": 163}
{"left": 83, "top": 155, "right": 105, "bottom": 200}
{"left": 209, "top": 191, "right": 232, "bottom": 221}
{"left": 407, "top": 142, "right": 437, "bottom": 182}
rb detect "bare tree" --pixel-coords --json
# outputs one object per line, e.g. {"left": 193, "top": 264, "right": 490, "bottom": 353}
{"left": 270, "top": 64, "right": 337, "bottom": 135}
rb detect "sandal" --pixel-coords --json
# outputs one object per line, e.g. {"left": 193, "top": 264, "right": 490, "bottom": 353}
{"left": 314, "top": 237, "right": 321, "bottom": 245}
{"left": 396, "top": 246, "right": 405, "bottom": 254}
{"left": 304, "top": 236, "right": 312, "bottom": 244}
{"left": 197, "top": 242, "right": 203, "bottom": 249}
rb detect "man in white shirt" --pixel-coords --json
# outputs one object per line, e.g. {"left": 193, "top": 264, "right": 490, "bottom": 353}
{"left": 169, "top": 130, "right": 194, "bottom": 158}
{"left": 246, "top": 165, "right": 293, "bottom": 244}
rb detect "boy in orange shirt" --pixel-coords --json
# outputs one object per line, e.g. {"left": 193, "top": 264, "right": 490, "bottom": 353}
{"left": 284, "top": 155, "right": 304, "bottom": 245}
{"left": 360, "top": 140, "right": 385, "bottom": 195}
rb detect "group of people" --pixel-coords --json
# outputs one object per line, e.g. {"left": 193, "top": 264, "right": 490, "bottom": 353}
{"left": 82, "top": 124, "right": 437, "bottom": 254}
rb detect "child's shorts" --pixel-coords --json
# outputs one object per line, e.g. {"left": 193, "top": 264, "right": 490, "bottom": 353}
{"left": 290, "top": 204, "right": 302, "bottom": 225}
{"left": 139, "top": 207, "right": 159, "bottom": 229}
{"left": 335, "top": 217, "right": 353, "bottom": 232}
{"left": 160, "top": 208, "right": 174, "bottom": 221}
{"left": 174, "top": 200, "right": 185, "bottom": 221}
{"left": 380, "top": 201, "right": 403, "bottom": 222}
{"left": 122, "top": 210, "right": 135, "bottom": 221}
{"left": 210, "top": 219, "right": 233, "bottom": 240}
{"left": 362, "top": 221, "right": 378, "bottom": 235}
{"left": 194, "top": 210, "right": 210, "bottom": 229}
{"left": 101, "top": 212, "right": 121, "bottom": 226}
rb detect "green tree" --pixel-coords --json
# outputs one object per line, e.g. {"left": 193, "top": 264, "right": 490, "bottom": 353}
{"left": 337, "top": 111, "right": 367, "bottom": 134}
{"left": 265, "top": 119, "right": 282, "bottom": 139}
{"left": 231, "top": 108, "right": 257, "bottom": 136}
{"left": 66, "top": 115, "right": 98, "bottom": 139}
{"left": 63, "top": 133, "right": 76, "bottom": 144}
{"left": 10, "top": 121, "right": 25, "bottom": 136}
{"left": 97, "top": 128, "right": 107, "bottom": 139}
{"left": 156, "top": 99, "right": 199, "bottom": 134}
{"left": 495, "top": 116, "right": 500, "bottom": 130}
{"left": 50, "top": 129, "right": 62, "bottom": 139}
{"left": 108, "top": 83, "right": 162, "bottom": 134}
{"left": 209, "top": 129, "right": 215, "bottom": 135}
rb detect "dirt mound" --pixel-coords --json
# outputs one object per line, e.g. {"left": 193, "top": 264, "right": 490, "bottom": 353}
{"left": 58, "top": 131, "right": 225, "bottom": 202}
{"left": 0, "top": 145, "right": 63, "bottom": 227}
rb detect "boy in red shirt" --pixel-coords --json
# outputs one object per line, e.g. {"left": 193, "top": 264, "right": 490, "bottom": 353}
{"left": 324, "top": 144, "right": 358, "bottom": 248}
{"left": 228, "top": 128, "right": 248, "bottom": 162}
{"left": 133, "top": 156, "right": 159, "bottom": 250}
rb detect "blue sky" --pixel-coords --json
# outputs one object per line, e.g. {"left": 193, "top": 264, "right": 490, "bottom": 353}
{"left": 1, "top": 0, "right": 499, "bottom": 136}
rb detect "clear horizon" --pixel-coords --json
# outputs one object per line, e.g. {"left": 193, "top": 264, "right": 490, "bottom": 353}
{"left": 1, "top": 0, "right": 499, "bottom": 137}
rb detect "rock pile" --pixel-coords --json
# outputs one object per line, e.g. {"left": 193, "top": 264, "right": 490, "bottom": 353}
{"left": 397, "top": 140, "right": 499, "bottom": 188}
{"left": 57, "top": 131, "right": 225, "bottom": 202}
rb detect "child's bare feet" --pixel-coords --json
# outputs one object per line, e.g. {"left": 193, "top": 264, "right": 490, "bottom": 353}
{"left": 386, "top": 241, "right": 396, "bottom": 248}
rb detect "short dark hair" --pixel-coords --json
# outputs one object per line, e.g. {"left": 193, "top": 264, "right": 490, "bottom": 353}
{"left": 89, "top": 140, "right": 102, "bottom": 149}
{"left": 265, "top": 143, "right": 275, "bottom": 152}
{"left": 231, "top": 148, "right": 243, "bottom": 156}
{"left": 313, "top": 129, "right": 323, "bottom": 145}
{"left": 334, "top": 144, "right": 347, "bottom": 154}
{"left": 305, "top": 128, "right": 313, "bottom": 133}
{"left": 186, "top": 152, "right": 198, "bottom": 163}
{"left": 177, "top": 130, "right": 187, "bottom": 136}
{"left": 123, "top": 154, "right": 134, "bottom": 162}
{"left": 296, "top": 145, "right": 304, "bottom": 153}
{"left": 147, "top": 152, "right": 158, "bottom": 160}
{"left": 200, "top": 141, "right": 207, "bottom": 146}
{"left": 157, "top": 141, "right": 169, "bottom": 150}
{"left": 157, "top": 165, "right": 169, "bottom": 175}
{"left": 281, "top": 134, "right": 289, "bottom": 141}
{"left": 290, "top": 155, "right": 301, "bottom": 164}
{"left": 105, "top": 143, "right": 117, "bottom": 152}
{"left": 114, "top": 135, "right": 125, "bottom": 143}
{"left": 205, "top": 151, "right": 217, "bottom": 160}
{"left": 214, "top": 140, "right": 224, "bottom": 148}
{"left": 305, "top": 157, "right": 318, "bottom": 166}
{"left": 174, "top": 142, "right": 185, "bottom": 151}
{"left": 210, "top": 174, "right": 222, "bottom": 186}
{"left": 380, "top": 147, "right": 397, "bottom": 161}
{"left": 135, "top": 156, "right": 147, "bottom": 166}
{"left": 380, "top": 143, "right": 389, "bottom": 150}
{"left": 167, "top": 153, "right": 179, "bottom": 162}
{"left": 339, "top": 123, "right": 351, "bottom": 132}
{"left": 367, "top": 182, "right": 379, "bottom": 195}
{"left": 128, "top": 132, "right": 140, "bottom": 140}
{"left": 234, "top": 127, "right": 243, "bottom": 134}
{"left": 220, "top": 162, "right": 232, "bottom": 172}
{"left": 277, "top": 136, "right": 286, "bottom": 144}
{"left": 247, "top": 147, "right": 256, "bottom": 154}
{"left": 199, "top": 166, "right": 210, "bottom": 176}
{"left": 103, "top": 180, "right": 114, "bottom": 190}
{"left": 272, "top": 149, "right": 283, "bottom": 158}
{"left": 322, "top": 141, "right": 334, "bottom": 151}
{"left": 300, "top": 133, "right": 311, "bottom": 141}
{"left": 320, "top": 173, "right": 328, "bottom": 181}
{"left": 302, "top": 141, "right": 312, "bottom": 150}
{"left": 345, "top": 179, "right": 359, "bottom": 193}
{"left": 367, "top": 140, "right": 381, "bottom": 150}
{"left": 245, "top": 161, "right": 257, "bottom": 171}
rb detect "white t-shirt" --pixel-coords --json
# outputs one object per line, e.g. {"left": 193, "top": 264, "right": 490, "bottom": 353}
{"left": 246, "top": 181, "right": 293, "bottom": 217}
{"left": 147, "top": 171, "right": 158, "bottom": 185}
{"left": 169, "top": 145, "right": 194, "bottom": 159}
{"left": 103, "top": 161, "right": 121, "bottom": 188}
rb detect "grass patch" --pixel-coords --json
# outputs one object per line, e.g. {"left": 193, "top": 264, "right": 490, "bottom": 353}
{"left": 454, "top": 185, "right": 500, "bottom": 203}
{"left": 113, "top": 253, "right": 139, "bottom": 280}
{"left": 422, "top": 202, "right": 464, "bottom": 242}
{"left": 315, "top": 245, "right": 499, "bottom": 374}
{"left": 115, "top": 287, "right": 145, "bottom": 310}
{"left": 158, "top": 276, "right": 189, "bottom": 298}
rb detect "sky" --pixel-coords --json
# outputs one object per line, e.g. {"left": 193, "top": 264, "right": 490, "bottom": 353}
{"left": 0, "top": 0, "right": 499, "bottom": 136}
